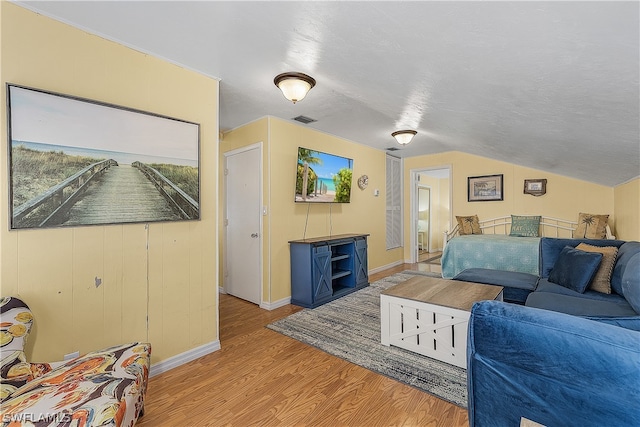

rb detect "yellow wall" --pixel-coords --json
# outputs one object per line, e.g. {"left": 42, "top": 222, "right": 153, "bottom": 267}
{"left": 1, "top": 3, "right": 218, "bottom": 364}
{"left": 436, "top": 177, "right": 450, "bottom": 249}
{"left": 403, "top": 151, "right": 616, "bottom": 259}
{"left": 614, "top": 177, "right": 640, "bottom": 241}
{"left": 221, "top": 117, "right": 403, "bottom": 304}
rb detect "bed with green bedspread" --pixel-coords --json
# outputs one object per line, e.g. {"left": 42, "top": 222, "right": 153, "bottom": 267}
{"left": 441, "top": 234, "right": 540, "bottom": 279}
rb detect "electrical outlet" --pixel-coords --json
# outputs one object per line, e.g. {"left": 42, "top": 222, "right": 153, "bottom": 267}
{"left": 64, "top": 351, "right": 80, "bottom": 361}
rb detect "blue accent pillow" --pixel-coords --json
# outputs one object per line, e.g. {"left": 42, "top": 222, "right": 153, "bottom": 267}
{"left": 548, "top": 246, "right": 603, "bottom": 293}
{"left": 509, "top": 215, "right": 541, "bottom": 237}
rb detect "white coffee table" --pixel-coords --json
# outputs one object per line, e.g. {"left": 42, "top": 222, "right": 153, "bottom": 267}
{"left": 380, "top": 275, "right": 503, "bottom": 368}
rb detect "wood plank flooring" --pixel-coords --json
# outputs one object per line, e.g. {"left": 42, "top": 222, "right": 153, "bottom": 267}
{"left": 136, "top": 263, "right": 468, "bottom": 427}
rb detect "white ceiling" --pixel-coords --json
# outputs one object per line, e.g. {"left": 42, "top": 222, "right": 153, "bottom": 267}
{"left": 15, "top": 1, "right": 640, "bottom": 187}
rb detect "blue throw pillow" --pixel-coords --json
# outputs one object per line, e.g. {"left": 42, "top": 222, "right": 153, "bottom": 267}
{"left": 548, "top": 246, "right": 603, "bottom": 293}
{"left": 509, "top": 215, "right": 541, "bottom": 237}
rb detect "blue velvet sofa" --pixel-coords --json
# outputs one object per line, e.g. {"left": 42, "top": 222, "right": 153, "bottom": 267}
{"left": 467, "top": 300, "right": 640, "bottom": 427}
{"left": 454, "top": 237, "right": 640, "bottom": 331}
{"left": 527, "top": 238, "right": 640, "bottom": 330}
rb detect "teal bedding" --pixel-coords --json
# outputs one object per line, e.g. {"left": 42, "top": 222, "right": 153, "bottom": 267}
{"left": 441, "top": 234, "right": 540, "bottom": 278}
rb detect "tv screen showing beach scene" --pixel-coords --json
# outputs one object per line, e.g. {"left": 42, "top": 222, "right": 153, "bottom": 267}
{"left": 7, "top": 84, "right": 200, "bottom": 229}
{"left": 295, "top": 147, "right": 353, "bottom": 203}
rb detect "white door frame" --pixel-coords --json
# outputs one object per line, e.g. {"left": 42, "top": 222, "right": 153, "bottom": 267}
{"left": 223, "top": 142, "right": 263, "bottom": 304}
{"left": 409, "top": 165, "right": 452, "bottom": 264}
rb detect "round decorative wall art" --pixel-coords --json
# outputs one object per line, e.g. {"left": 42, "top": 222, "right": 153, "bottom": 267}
{"left": 357, "top": 175, "right": 369, "bottom": 190}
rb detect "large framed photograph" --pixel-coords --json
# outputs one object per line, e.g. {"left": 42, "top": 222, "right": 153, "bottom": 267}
{"left": 468, "top": 174, "right": 504, "bottom": 202}
{"left": 7, "top": 84, "right": 200, "bottom": 230}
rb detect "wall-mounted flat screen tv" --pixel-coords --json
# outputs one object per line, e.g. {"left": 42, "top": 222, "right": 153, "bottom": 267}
{"left": 295, "top": 147, "right": 353, "bottom": 203}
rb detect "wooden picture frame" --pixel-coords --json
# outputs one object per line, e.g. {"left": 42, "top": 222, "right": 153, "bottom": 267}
{"left": 468, "top": 174, "right": 504, "bottom": 202}
{"left": 7, "top": 84, "right": 200, "bottom": 229}
{"left": 524, "top": 179, "right": 547, "bottom": 196}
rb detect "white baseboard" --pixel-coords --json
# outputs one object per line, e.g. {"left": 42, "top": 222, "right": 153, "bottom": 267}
{"left": 260, "top": 297, "right": 291, "bottom": 311}
{"left": 369, "top": 260, "right": 404, "bottom": 275}
{"left": 150, "top": 340, "right": 220, "bottom": 378}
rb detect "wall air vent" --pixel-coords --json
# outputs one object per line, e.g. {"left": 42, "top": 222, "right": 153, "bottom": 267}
{"left": 386, "top": 147, "right": 400, "bottom": 151}
{"left": 292, "top": 115, "right": 317, "bottom": 124}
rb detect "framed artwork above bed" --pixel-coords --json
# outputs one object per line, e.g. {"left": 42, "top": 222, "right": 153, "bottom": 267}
{"left": 468, "top": 174, "right": 503, "bottom": 202}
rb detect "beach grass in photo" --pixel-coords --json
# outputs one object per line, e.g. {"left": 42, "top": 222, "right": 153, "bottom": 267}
{"left": 11, "top": 144, "right": 102, "bottom": 208}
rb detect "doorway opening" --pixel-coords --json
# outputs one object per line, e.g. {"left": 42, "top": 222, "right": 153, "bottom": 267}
{"left": 410, "top": 167, "right": 451, "bottom": 265}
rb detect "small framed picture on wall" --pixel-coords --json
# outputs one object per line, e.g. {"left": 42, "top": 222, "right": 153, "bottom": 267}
{"left": 524, "top": 179, "right": 547, "bottom": 196}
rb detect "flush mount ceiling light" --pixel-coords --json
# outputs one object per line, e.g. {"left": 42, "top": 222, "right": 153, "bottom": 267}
{"left": 391, "top": 130, "right": 417, "bottom": 145}
{"left": 274, "top": 72, "right": 316, "bottom": 104}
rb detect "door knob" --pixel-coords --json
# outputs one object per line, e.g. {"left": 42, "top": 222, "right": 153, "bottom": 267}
{"left": 251, "top": 233, "right": 259, "bottom": 238}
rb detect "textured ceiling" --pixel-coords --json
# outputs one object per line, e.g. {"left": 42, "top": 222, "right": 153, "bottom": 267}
{"left": 15, "top": 1, "right": 640, "bottom": 187}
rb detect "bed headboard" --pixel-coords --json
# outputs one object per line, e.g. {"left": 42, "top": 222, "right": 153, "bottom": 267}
{"left": 443, "top": 215, "right": 615, "bottom": 249}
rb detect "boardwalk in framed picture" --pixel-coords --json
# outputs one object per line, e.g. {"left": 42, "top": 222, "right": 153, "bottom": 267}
{"left": 8, "top": 84, "right": 200, "bottom": 229}
{"left": 61, "top": 163, "right": 183, "bottom": 226}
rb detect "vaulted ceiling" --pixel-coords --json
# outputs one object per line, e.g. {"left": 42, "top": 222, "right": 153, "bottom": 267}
{"left": 15, "top": 1, "right": 640, "bottom": 187}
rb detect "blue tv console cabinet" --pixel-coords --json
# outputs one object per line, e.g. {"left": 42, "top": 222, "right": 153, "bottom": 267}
{"left": 289, "top": 234, "right": 369, "bottom": 308}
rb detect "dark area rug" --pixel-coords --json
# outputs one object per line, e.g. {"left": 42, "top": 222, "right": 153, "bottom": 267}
{"left": 266, "top": 271, "right": 467, "bottom": 408}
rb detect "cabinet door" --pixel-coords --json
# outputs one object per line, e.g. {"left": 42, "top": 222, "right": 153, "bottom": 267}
{"left": 312, "top": 244, "right": 333, "bottom": 302}
{"left": 354, "top": 237, "right": 369, "bottom": 286}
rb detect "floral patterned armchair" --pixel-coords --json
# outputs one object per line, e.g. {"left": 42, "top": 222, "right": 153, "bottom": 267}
{"left": 1, "top": 297, "right": 151, "bottom": 427}
{"left": 1, "top": 296, "right": 57, "bottom": 400}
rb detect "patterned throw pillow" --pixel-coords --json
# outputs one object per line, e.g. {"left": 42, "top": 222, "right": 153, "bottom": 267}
{"left": 509, "top": 215, "right": 541, "bottom": 237}
{"left": 576, "top": 243, "right": 618, "bottom": 294}
{"left": 573, "top": 213, "right": 609, "bottom": 239}
{"left": 456, "top": 215, "right": 482, "bottom": 235}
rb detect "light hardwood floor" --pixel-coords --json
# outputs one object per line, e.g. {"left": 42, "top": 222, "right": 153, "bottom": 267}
{"left": 136, "top": 263, "right": 468, "bottom": 427}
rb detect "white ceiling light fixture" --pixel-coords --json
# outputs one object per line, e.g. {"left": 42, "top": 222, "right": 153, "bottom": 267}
{"left": 274, "top": 72, "right": 316, "bottom": 104}
{"left": 391, "top": 130, "right": 417, "bottom": 145}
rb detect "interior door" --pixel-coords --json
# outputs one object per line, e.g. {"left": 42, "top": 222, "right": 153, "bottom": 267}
{"left": 225, "top": 145, "right": 261, "bottom": 304}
